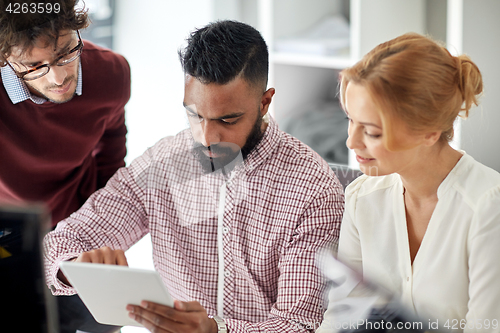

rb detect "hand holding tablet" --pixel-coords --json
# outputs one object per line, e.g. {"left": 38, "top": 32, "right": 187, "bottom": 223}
{"left": 59, "top": 261, "right": 174, "bottom": 327}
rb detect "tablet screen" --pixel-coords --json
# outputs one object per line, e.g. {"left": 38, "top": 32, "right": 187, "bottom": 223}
{"left": 59, "top": 261, "right": 174, "bottom": 327}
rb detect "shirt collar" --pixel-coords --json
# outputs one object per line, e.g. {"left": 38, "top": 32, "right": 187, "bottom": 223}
{"left": 243, "top": 114, "right": 282, "bottom": 173}
{"left": 1, "top": 61, "right": 82, "bottom": 105}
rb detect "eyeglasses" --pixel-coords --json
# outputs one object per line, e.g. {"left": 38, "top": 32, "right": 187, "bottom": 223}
{"left": 8, "top": 30, "right": 84, "bottom": 81}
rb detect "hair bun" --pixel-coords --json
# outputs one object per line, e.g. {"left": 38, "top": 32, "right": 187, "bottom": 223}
{"left": 456, "top": 54, "right": 483, "bottom": 117}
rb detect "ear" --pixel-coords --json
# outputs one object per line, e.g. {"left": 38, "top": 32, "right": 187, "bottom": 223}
{"left": 423, "top": 131, "right": 442, "bottom": 146}
{"left": 260, "top": 88, "right": 275, "bottom": 117}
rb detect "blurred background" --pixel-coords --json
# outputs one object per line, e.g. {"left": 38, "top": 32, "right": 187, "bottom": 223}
{"left": 78, "top": 1, "right": 500, "bottom": 331}
{"left": 81, "top": 0, "right": 500, "bottom": 172}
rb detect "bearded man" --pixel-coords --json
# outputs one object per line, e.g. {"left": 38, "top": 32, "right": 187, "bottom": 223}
{"left": 44, "top": 20, "right": 343, "bottom": 333}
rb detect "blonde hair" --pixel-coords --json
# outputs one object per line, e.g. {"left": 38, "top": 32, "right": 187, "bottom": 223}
{"left": 339, "top": 33, "right": 483, "bottom": 151}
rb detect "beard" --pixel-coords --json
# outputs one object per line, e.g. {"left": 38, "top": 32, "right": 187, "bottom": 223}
{"left": 24, "top": 62, "right": 79, "bottom": 104}
{"left": 25, "top": 75, "right": 77, "bottom": 104}
{"left": 192, "top": 112, "right": 264, "bottom": 174}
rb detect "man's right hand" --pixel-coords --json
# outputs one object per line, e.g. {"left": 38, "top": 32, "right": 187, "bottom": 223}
{"left": 57, "top": 246, "right": 128, "bottom": 286}
{"left": 74, "top": 246, "right": 128, "bottom": 265}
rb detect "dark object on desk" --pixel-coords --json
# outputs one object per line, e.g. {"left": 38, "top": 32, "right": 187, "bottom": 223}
{"left": 57, "top": 294, "right": 122, "bottom": 333}
{"left": 0, "top": 204, "right": 59, "bottom": 333}
{"left": 0, "top": 204, "right": 121, "bottom": 333}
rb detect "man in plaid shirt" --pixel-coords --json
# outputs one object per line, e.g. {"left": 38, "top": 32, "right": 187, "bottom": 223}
{"left": 44, "top": 20, "right": 344, "bottom": 333}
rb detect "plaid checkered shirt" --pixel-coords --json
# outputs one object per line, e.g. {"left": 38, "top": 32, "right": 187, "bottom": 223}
{"left": 44, "top": 116, "right": 344, "bottom": 332}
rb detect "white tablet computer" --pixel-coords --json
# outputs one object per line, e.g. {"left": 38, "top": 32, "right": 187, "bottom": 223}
{"left": 59, "top": 261, "right": 174, "bottom": 327}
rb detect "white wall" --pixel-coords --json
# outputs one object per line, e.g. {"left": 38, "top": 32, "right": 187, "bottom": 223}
{"left": 113, "top": 0, "right": 216, "bottom": 164}
{"left": 460, "top": 0, "right": 500, "bottom": 171}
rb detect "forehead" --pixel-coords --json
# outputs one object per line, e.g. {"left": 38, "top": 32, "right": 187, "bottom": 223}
{"left": 183, "top": 76, "right": 260, "bottom": 116}
{"left": 345, "top": 82, "right": 382, "bottom": 124}
{"left": 9, "top": 30, "right": 75, "bottom": 62}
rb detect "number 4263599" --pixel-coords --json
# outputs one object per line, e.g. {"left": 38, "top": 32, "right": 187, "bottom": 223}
{"left": 5, "top": 2, "right": 61, "bottom": 14}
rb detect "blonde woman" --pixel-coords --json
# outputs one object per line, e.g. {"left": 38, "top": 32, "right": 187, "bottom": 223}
{"left": 320, "top": 33, "right": 500, "bottom": 331}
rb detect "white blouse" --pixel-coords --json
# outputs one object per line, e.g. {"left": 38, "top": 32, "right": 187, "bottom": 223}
{"left": 336, "top": 152, "right": 500, "bottom": 332}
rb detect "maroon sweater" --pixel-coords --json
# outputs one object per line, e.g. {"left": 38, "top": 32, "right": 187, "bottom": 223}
{"left": 0, "top": 41, "right": 130, "bottom": 227}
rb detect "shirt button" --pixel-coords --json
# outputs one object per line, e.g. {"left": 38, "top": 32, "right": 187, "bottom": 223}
{"left": 222, "top": 227, "right": 229, "bottom": 234}
{"left": 224, "top": 271, "right": 231, "bottom": 277}
{"left": 407, "top": 277, "right": 410, "bottom": 282}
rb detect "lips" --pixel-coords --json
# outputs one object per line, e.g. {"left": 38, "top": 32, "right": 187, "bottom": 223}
{"left": 50, "top": 80, "right": 72, "bottom": 95}
{"left": 203, "top": 150, "right": 224, "bottom": 158}
{"left": 356, "top": 154, "right": 376, "bottom": 164}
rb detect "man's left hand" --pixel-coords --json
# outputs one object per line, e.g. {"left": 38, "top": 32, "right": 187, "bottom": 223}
{"left": 126, "top": 300, "right": 218, "bottom": 333}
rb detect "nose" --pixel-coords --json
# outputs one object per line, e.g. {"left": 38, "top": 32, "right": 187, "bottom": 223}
{"left": 195, "top": 120, "right": 220, "bottom": 147}
{"left": 45, "top": 65, "right": 68, "bottom": 86}
{"left": 346, "top": 123, "right": 365, "bottom": 150}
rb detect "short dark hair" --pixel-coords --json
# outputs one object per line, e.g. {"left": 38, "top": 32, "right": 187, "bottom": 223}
{"left": 0, "top": 0, "right": 89, "bottom": 66}
{"left": 179, "top": 20, "right": 269, "bottom": 92}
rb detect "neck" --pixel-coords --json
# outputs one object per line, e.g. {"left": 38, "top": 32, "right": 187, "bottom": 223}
{"left": 399, "top": 143, "right": 463, "bottom": 202}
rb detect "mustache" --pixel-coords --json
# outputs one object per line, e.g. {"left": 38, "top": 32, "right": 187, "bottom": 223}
{"left": 192, "top": 142, "right": 242, "bottom": 174}
{"left": 46, "top": 76, "right": 75, "bottom": 90}
{"left": 192, "top": 143, "right": 238, "bottom": 156}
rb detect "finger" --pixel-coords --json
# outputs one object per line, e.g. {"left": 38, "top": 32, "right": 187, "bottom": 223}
{"left": 139, "top": 302, "right": 181, "bottom": 322}
{"left": 115, "top": 249, "right": 128, "bottom": 266}
{"left": 127, "top": 304, "right": 182, "bottom": 333}
{"left": 76, "top": 250, "right": 101, "bottom": 263}
{"left": 101, "top": 246, "right": 119, "bottom": 265}
{"left": 173, "top": 300, "right": 204, "bottom": 312}
{"left": 75, "top": 247, "right": 127, "bottom": 265}
{"left": 139, "top": 301, "right": 206, "bottom": 327}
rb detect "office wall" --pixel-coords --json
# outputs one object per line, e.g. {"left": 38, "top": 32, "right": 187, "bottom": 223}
{"left": 113, "top": 0, "right": 216, "bottom": 164}
{"left": 460, "top": 0, "right": 500, "bottom": 171}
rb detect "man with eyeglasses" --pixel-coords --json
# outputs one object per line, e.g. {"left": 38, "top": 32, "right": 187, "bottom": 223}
{"left": 6, "top": 29, "right": 84, "bottom": 103}
{"left": 0, "top": 1, "right": 129, "bottom": 333}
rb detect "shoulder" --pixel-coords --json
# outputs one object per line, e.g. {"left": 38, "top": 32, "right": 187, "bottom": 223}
{"left": 124, "top": 130, "right": 191, "bottom": 179}
{"left": 140, "top": 129, "right": 190, "bottom": 159}
{"left": 345, "top": 173, "right": 399, "bottom": 198}
{"left": 81, "top": 40, "right": 129, "bottom": 67}
{"left": 78, "top": 41, "right": 131, "bottom": 104}
{"left": 80, "top": 40, "right": 130, "bottom": 81}
{"left": 269, "top": 130, "right": 342, "bottom": 193}
{"left": 344, "top": 173, "right": 400, "bottom": 212}
{"left": 450, "top": 152, "right": 500, "bottom": 207}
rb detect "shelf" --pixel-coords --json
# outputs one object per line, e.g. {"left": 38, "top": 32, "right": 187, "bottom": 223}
{"left": 272, "top": 52, "right": 355, "bottom": 69}
{"left": 260, "top": 0, "right": 427, "bottom": 168}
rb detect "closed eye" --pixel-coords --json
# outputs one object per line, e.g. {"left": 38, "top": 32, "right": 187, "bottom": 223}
{"left": 347, "top": 116, "right": 381, "bottom": 138}
{"left": 220, "top": 118, "right": 239, "bottom": 125}
{"left": 365, "top": 132, "right": 381, "bottom": 138}
{"left": 186, "top": 110, "right": 203, "bottom": 122}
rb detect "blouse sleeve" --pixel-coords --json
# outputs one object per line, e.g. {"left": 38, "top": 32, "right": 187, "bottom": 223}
{"left": 316, "top": 179, "right": 366, "bottom": 333}
{"left": 337, "top": 181, "right": 363, "bottom": 275}
{"left": 466, "top": 186, "right": 500, "bottom": 333}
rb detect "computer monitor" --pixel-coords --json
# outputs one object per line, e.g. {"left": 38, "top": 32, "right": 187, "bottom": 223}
{"left": 0, "top": 204, "right": 59, "bottom": 333}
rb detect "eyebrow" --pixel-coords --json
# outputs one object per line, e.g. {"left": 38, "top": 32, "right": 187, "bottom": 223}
{"left": 56, "top": 38, "right": 74, "bottom": 54}
{"left": 344, "top": 110, "right": 382, "bottom": 129}
{"left": 359, "top": 122, "right": 382, "bottom": 129}
{"left": 183, "top": 102, "right": 245, "bottom": 120}
{"left": 20, "top": 37, "right": 74, "bottom": 66}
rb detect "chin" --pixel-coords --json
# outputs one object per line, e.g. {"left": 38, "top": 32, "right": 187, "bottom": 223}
{"left": 44, "top": 79, "right": 77, "bottom": 104}
{"left": 46, "top": 91, "right": 76, "bottom": 104}
{"left": 359, "top": 164, "right": 385, "bottom": 177}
